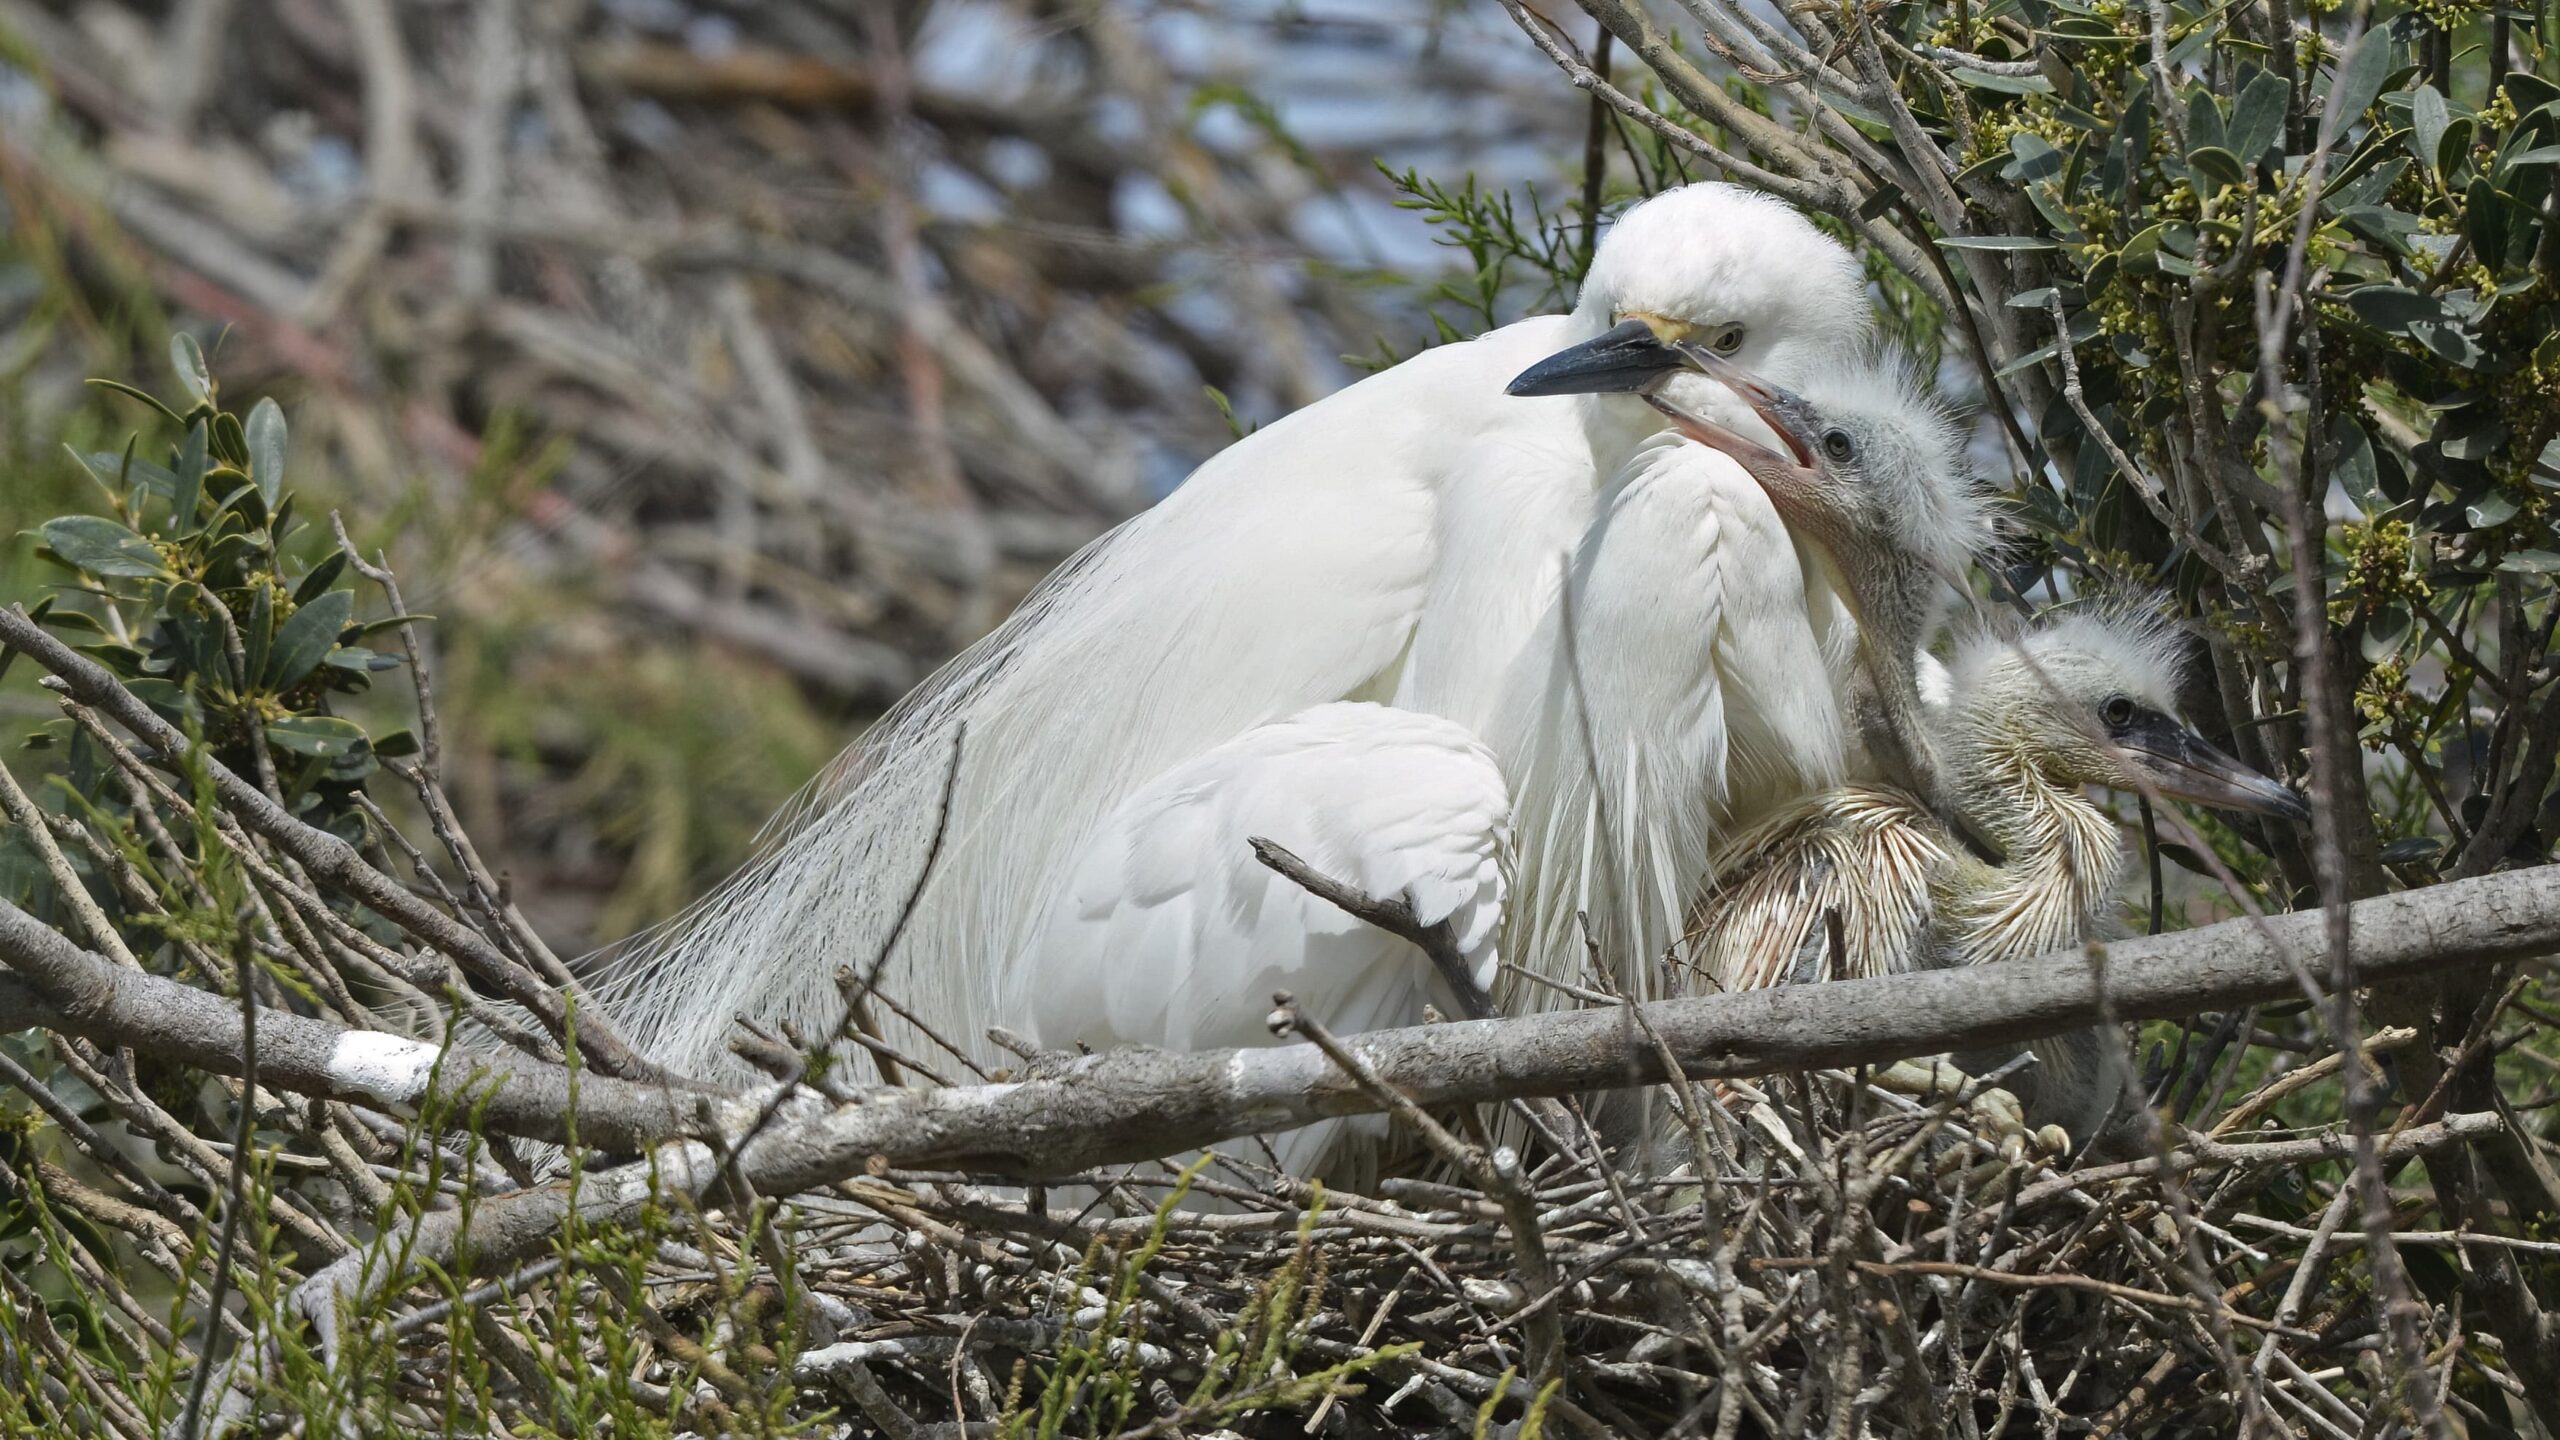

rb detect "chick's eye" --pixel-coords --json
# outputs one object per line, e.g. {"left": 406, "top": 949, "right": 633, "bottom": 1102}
{"left": 1821, "top": 429, "right": 1855, "bottom": 463}
{"left": 2100, "top": 696, "right": 2136, "bottom": 727}
{"left": 1709, "top": 323, "right": 1745, "bottom": 354}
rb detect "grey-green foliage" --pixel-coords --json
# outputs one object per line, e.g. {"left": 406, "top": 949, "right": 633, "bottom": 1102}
{"left": 18, "top": 340, "right": 415, "bottom": 849}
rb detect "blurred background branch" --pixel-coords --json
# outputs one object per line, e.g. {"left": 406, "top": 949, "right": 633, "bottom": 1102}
{"left": 0, "top": 0, "right": 1584, "bottom": 950}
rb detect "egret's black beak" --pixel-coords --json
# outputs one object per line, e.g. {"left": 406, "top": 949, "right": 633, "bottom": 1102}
{"left": 1506, "top": 319, "right": 1687, "bottom": 396}
{"left": 2115, "top": 717, "right": 2312, "bottom": 821}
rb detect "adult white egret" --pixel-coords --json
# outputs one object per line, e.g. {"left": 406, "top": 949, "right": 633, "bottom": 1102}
{"left": 604, "top": 183, "right": 1882, "bottom": 1085}
{"left": 1669, "top": 362, "right": 2307, "bottom": 1147}
{"left": 1027, "top": 417, "right": 1884, "bottom": 1181}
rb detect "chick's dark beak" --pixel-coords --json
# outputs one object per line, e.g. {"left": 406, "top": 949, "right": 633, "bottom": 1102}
{"left": 1650, "top": 345, "right": 1818, "bottom": 471}
{"left": 1506, "top": 319, "right": 1687, "bottom": 396}
{"left": 2118, "top": 717, "right": 2312, "bottom": 821}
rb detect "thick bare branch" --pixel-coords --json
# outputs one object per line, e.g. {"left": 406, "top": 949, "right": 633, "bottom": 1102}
{"left": 0, "top": 901, "right": 742, "bottom": 1151}
{"left": 11, "top": 863, "right": 2554, "bottom": 1170}
{"left": 0, "top": 603, "right": 670, "bottom": 1083}
{"left": 267, "top": 861, "right": 2560, "bottom": 1347}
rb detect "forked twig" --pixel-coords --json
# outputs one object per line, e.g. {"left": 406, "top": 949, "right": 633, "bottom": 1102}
{"left": 1248, "top": 836, "right": 1498, "bottom": 1022}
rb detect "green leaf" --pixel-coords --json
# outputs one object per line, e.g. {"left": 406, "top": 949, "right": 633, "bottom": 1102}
{"left": 247, "top": 398, "right": 286, "bottom": 507}
{"left": 2504, "top": 72, "right": 2560, "bottom": 116}
{"left": 82, "top": 379, "right": 187, "bottom": 426}
{"left": 2465, "top": 491, "right": 2518, "bottom": 527}
{"left": 2330, "top": 412, "right": 2381, "bottom": 514}
{"left": 171, "top": 421, "right": 208, "bottom": 534}
{"left": 2185, "top": 85, "right": 2228, "bottom": 154}
{"left": 294, "top": 550, "right": 350, "bottom": 604}
{"left": 37, "top": 609, "right": 104, "bottom": 635}
{"left": 2320, "top": 27, "right": 2395, "bottom": 150}
{"left": 68, "top": 445, "right": 175, "bottom": 503}
{"left": 214, "top": 480, "right": 269, "bottom": 531}
{"left": 39, "top": 516, "right": 166, "bottom": 578}
{"left": 2361, "top": 603, "right": 2411, "bottom": 661}
{"left": 2379, "top": 836, "right": 2443, "bottom": 864}
{"left": 2326, "top": 152, "right": 2405, "bottom": 209}
{"left": 2103, "top": 87, "right": 2152, "bottom": 201}
{"left": 2439, "top": 412, "right": 2508, "bottom": 461}
{"left": 123, "top": 677, "right": 200, "bottom": 727}
{"left": 2187, "top": 145, "right": 2246, "bottom": 187}
{"left": 265, "top": 590, "right": 353, "bottom": 693}
{"left": 2338, "top": 204, "right": 2421, "bottom": 252}
{"left": 1951, "top": 66, "right": 2053, "bottom": 94}
{"left": 372, "top": 727, "right": 421, "bottom": 759}
{"left": 2227, "top": 72, "right": 2290, "bottom": 164}
{"left": 2163, "top": 21, "right": 2213, "bottom": 70}
{"left": 261, "top": 714, "right": 368, "bottom": 759}
{"left": 2409, "top": 85, "right": 2449, "bottom": 174}
{"left": 2122, "top": 221, "right": 2172, "bottom": 270}
{"left": 2504, "top": 145, "right": 2560, "bottom": 171}
{"left": 164, "top": 612, "right": 228, "bottom": 689}
{"left": 2436, "top": 121, "right": 2474, "bottom": 185}
{"left": 2005, "top": 132, "right": 2064, "bottom": 183}
{"left": 168, "top": 333, "right": 213, "bottom": 411}
{"left": 244, "top": 583, "right": 274, "bottom": 691}
{"left": 2498, "top": 550, "right": 2560, "bottom": 574}
{"left": 2411, "top": 318, "right": 2485, "bottom": 368}
{"left": 2465, "top": 177, "right": 2531, "bottom": 273}
{"left": 2341, "top": 284, "right": 2446, "bottom": 333}
{"left": 343, "top": 613, "right": 433, "bottom": 642}
{"left": 323, "top": 646, "right": 401, "bottom": 674}
{"left": 1936, "top": 234, "right": 2058, "bottom": 250}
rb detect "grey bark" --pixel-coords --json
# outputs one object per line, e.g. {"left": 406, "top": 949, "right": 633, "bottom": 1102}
{"left": 273, "top": 861, "right": 2560, "bottom": 1339}
{"left": 7, "top": 866, "right": 2556, "bottom": 1170}
{"left": 0, "top": 902, "right": 736, "bottom": 1152}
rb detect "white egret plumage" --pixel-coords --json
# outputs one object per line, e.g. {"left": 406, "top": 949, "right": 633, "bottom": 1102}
{"left": 1029, "top": 425, "right": 1885, "bottom": 1180}
{"left": 601, "top": 182, "right": 1885, "bottom": 1092}
{"left": 1023, "top": 700, "right": 1508, "bottom": 1180}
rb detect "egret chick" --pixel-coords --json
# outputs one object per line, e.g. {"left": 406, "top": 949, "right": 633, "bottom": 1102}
{"left": 1662, "top": 358, "right": 2306, "bottom": 1147}
{"left": 1693, "top": 611, "right": 2306, "bottom": 1145}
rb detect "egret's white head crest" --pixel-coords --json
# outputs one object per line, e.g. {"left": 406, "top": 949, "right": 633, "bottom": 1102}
{"left": 1507, "top": 184, "right": 1877, "bottom": 409}
{"left": 1576, "top": 182, "right": 1874, "bottom": 382}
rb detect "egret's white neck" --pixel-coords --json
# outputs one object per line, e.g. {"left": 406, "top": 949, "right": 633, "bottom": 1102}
{"left": 1577, "top": 391, "right": 1670, "bottom": 481}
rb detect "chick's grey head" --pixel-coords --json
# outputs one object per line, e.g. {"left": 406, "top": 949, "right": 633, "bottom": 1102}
{"left": 1504, "top": 183, "right": 1875, "bottom": 434}
{"left": 1635, "top": 348, "right": 1995, "bottom": 853}
{"left": 1650, "top": 351, "right": 1991, "bottom": 658}
{"left": 1945, "top": 605, "right": 2311, "bottom": 821}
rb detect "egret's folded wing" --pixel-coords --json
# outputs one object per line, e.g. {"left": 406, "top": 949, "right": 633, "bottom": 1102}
{"left": 1030, "top": 702, "right": 1511, "bottom": 1063}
